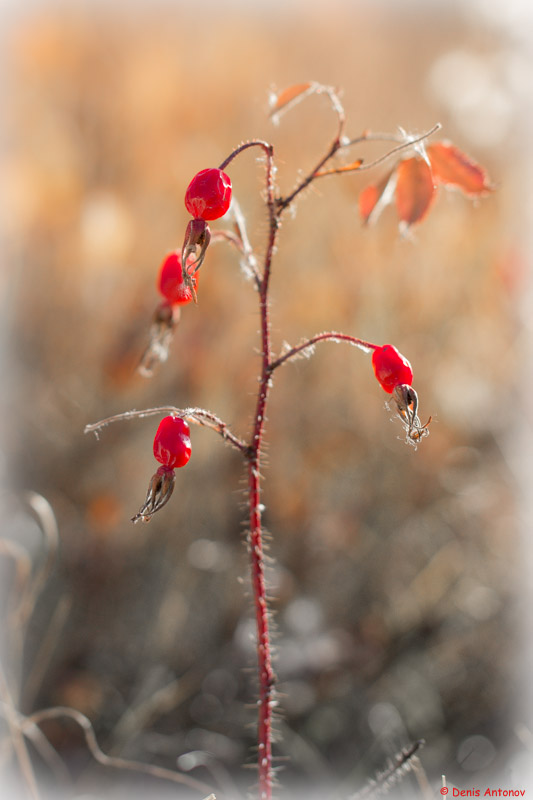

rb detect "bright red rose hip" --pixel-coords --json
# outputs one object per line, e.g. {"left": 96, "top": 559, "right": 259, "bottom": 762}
{"left": 184, "top": 168, "right": 232, "bottom": 221}
{"left": 153, "top": 416, "right": 191, "bottom": 469}
{"left": 372, "top": 344, "right": 413, "bottom": 393}
{"left": 157, "top": 251, "right": 198, "bottom": 305}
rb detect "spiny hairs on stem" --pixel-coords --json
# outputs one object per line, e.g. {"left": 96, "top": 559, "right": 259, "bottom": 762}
{"left": 351, "top": 740, "right": 426, "bottom": 799}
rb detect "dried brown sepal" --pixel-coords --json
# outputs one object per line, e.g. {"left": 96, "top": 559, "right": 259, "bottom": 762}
{"left": 393, "top": 384, "right": 432, "bottom": 445}
{"left": 138, "top": 303, "right": 180, "bottom": 378}
{"left": 181, "top": 218, "right": 211, "bottom": 302}
{"left": 132, "top": 466, "right": 176, "bottom": 524}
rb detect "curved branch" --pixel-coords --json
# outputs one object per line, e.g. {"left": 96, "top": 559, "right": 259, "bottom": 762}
{"left": 271, "top": 332, "right": 378, "bottom": 371}
{"left": 343, "top": 122, "right": 441, "bottom": 151}
{"left": 84, "top": 406, "right": 248, "bottom": 455}
{"left": 218, "top": 140, "right": 273, "bottom": 172}
{"left": 23, "top": 706, "right": 215, "bottom": 796}
{"left": 20, "top": 492, "right": 59, "bottom": 627}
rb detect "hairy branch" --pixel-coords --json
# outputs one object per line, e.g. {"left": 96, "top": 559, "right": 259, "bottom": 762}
{"left": 85, "top": 406, "right": 248, "bottom": 454}
{"left": 271, "top": 332, "right": 378, "bottom": 371}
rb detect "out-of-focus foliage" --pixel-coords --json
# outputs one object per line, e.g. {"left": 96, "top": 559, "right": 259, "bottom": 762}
{"left": 0, "top": 2, "right": 528, "bottom": 798}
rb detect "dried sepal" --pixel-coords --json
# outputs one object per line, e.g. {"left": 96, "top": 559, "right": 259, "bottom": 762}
{"left": 132, "top": 466, "right": 176, "bottom": 524}
{"left": 181, "top": 218, "right": 211, "bottom": 302}
{"left": 392, "top": 384, "right": 432, "bottom": 446}
{"left": 138, "top": 303, "right": 180, "bottom": 378}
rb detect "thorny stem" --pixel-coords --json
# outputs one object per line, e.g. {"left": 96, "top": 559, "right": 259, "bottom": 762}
{"left": 231, "top": 112, "right": 435, "bottom": 796}
{"left": 246, "top": 142, "right": 276, "bottom": 800}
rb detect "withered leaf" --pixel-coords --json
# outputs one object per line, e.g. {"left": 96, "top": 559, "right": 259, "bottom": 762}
{"left": 358, "top": 168, "right": 396, "bottom": 225}
{"left": 269, "top": 82, "right": 316, "bottom": 118}
{"left": 427, "top": 141, "right": 492, "bottom": 196}
{"left": 395, "top": 157, "right": 435, "bottom": 227}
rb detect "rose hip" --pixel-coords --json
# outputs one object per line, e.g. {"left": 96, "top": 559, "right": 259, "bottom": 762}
{"left": 157, "top": 251, "right": 198, "bottom": 306}
{"left": 153, "top": 416, "right": 191, "bottom": 469}
{"left": 185, "top": 168, "right": 232, "bottom": 221}
{"left": 372, "top": 344, "right": 413, "bottom": 393}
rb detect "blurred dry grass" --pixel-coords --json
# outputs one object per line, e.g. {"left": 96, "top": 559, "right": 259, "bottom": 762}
{"left": 0, "top": 1, "right": 529, "bottom": 798}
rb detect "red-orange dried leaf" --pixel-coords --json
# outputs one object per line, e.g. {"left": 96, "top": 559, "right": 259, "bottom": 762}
{"left": 395, "top": 157, "right": 435, "bottom": 227}
{"left": 359, "top": 185, "right": 380, "bottom": 224}
{"left": 358, "top": 168, "right": 396, "bottom": 225}
{"left": 316, "top": 159, "right": 363, "bottom": 177}
{"left": 269, "top": 83, "right": 316, "bottom": 117}
{"left": 427, "top": 141, "right": 492, "bottom": 196}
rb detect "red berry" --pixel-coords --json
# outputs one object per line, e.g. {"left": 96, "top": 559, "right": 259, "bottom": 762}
{"left": 185, "top": 168, "right": 232, "bottom": 221}
{"left": 157, "top": 251, "right": 198, "bottom": 305}
{"left": 153, "top": 416, "right": 191, "bottom": 469}
{"left": 372, "top": 344, "right": 413, "bottom": 393}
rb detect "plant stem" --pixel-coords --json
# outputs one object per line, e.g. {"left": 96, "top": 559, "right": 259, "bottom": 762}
{"left": 271, "top": 331, "right": 378, "bottom": 371}
{"left": 245, "top": 146, "right": 277, "bottom": 800}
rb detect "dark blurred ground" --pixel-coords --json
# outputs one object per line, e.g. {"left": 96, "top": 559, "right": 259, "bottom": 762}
{"left": 0, "top": 1, "right": 531, "bottom": 798}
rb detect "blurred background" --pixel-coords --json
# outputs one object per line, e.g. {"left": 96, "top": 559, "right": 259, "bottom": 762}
{"left": 1, "top": 0, "right": 532, "bottom": 798}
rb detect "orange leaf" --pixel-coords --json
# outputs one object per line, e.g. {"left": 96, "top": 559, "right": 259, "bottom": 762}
{"left": 269, "top": 82, "right": 316, "bottom": 117}
{"left": 427, "top": 141, "right": 492, "bottom": 196}
{"left": 359, "top": 185, "right": 380, "bottom": 224}
{"left": 395, "top": 157, "right": 436, "bottom": 227}
{"left": 316, "top": 159, "right": 363, "bottom": 177}
{"left": 358, "top": 168, "right": 396, "bottom": 225}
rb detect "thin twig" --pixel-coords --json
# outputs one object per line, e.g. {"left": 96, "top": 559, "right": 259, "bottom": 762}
{"left": 24, "top": 706, "right": 216, "bottom": 796}
{"left": 20, "top": 492, "right": 59, "bottom": 627}
{"left": 218, "top": 140, "right": 273, "bottom": 172}
{"left": 23, "top": 595, "right": 72, "bottom": 708}
{"left": 275, "top": 85, "right": 347, "bottom": 211}
{"left": 343, "top": 122, "right": 441, "bottom": 150}
{"left": 347, "top": 124, "right": 441, "bottom": 173}
{"left": 0, "top": 664, "right": 40, "bottom": 800}
{"left": 307, "top": 123, "right": 442, "bottom": 184}
{"left": 230, "top": 197, "right": 261, "bottom": 288}
{"left": 85, "top": 406, "right": 248, "bottom": 454}
{"left": 351, "top": 740, "right": 425, "bottom": 799}
{"left": 271, "top": 332, "right": 378, "bottom": 372}
{"left": 277, "top": 136, "right": 341, "bottom": 211}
